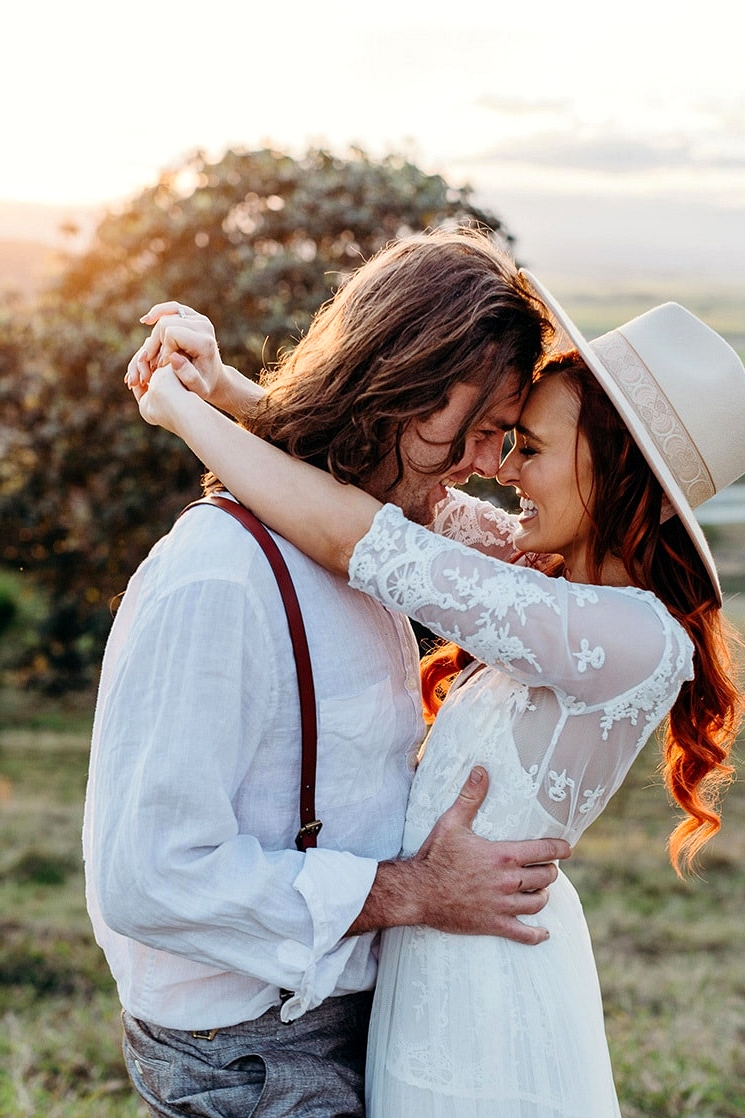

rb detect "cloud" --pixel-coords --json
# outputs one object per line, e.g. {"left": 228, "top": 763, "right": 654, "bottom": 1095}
{"left": 474, "top": 96, "right": 573, "bottom": 118}
{"left": 474, "top": 131, "right": 745, "bottom": 174}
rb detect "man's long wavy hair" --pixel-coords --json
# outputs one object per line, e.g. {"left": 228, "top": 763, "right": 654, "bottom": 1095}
{"left": 207, "top": 228, "right": 550, "bottom": 490}
{"left": 422, "top": 353, "right": 743, "bottom": 876}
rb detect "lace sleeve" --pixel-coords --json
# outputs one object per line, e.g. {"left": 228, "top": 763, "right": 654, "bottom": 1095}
{"left": 350, "top": 504, "right": 694, "bottom": 707}
{"left": 431, "top": 488, "right": 521, "bottom": 559}
{"left": 431, "top": 488, "right": 559, "bottom": 574}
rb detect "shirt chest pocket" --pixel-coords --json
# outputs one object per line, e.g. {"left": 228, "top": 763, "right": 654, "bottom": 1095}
{"left": 316, "top": 676, "right": 397, "bottom": 807}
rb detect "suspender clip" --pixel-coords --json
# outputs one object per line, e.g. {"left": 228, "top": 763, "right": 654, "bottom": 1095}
{"left": 295, "top": 819, "right": 323, "bottom": 850}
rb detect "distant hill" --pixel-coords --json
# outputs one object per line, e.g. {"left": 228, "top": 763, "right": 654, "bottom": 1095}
{"left": 0, "top": 199, "right": 101, "bottom": 245}
{"left": 0, "top": 239, "right": 65, "bottom": 298}
{"left": 1, "top": 191, "right": 743, "bottom": 323}
{"left": 0, "top": 200, "right": 101, "bottom": 299}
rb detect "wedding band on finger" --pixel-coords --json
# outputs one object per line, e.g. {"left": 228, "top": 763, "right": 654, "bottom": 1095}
{"left": 177, "top": 306, "right": 187, "bottom": 318}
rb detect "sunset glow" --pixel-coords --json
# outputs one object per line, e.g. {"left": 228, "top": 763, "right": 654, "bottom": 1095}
{"left": 4, "top": 0, "right": 743, "bottom": 207}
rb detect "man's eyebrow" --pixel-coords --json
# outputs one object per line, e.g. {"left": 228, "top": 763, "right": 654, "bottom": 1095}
{"left": 479, "top": 413, "right": 517, "bottom": 432}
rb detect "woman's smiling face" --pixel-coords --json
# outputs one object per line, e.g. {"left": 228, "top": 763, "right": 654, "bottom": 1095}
{"left": 497, "top": 374, "right": 595, "bottom": 579}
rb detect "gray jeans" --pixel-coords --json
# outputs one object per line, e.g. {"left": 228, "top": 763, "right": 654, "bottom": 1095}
{"left": 122, "top": 992, "right": 373, "bottom": 1118}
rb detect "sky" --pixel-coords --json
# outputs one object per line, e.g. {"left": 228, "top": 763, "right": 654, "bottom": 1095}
{"left": 4, "top": 0, "right": 745, "bottom": 284}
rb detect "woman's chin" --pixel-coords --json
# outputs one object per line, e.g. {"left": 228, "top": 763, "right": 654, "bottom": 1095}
{"left": 513, "top": 521, "right": 536, "bottom": 550}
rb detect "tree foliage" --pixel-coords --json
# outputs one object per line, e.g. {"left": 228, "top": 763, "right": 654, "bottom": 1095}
{"left": 0, "top": 146, "right": 515, "bottom": 690}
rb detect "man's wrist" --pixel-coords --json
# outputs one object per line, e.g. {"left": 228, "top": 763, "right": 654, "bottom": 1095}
{"left": 346, "top": 857, "right": 427, "bottom": 936}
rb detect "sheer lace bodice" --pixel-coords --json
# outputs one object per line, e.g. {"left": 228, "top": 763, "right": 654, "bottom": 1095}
{"left": 350, "top": 494, "right": 694, "bottom": 848}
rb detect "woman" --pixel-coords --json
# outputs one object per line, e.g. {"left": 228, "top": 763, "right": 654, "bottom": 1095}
{"left": 130, "top": 280, "right": 744, "bottom": 1116}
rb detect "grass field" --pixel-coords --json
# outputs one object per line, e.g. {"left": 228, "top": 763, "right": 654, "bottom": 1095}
{"left": 2, "top": 621, "right": 745, "bottom": 1117}
{"left": 558, "top": 283, "right": 745, "bottom": 364}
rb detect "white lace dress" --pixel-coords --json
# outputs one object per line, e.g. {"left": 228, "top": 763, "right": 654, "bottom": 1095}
{"left": 348, "top": 493, "right": 695, "bottom": 1118}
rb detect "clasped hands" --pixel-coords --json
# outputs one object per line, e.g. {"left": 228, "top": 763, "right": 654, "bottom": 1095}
{"left": 126, "top": 301, "right": 265, "bottom": 427}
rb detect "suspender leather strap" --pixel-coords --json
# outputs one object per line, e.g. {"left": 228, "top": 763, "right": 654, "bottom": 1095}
{"left": 180, "top": 495, "right": 322, "bottom": 850}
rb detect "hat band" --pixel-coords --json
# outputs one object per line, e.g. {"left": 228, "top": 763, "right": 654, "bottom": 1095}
{"left": 591, "top": 332, "right": 715, "bottom": 509}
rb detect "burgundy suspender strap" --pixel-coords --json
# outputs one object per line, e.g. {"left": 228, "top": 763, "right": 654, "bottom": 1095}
{"left": 181, "top": 495, "right": 322, "bottom": 851}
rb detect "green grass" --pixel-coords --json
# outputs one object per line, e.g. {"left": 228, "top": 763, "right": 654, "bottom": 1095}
{"left": 571, "top": 750, "right": 745, "bottom": 1117}
{"left": 558, "top": 284, "right": 745, "bottom": 363}
{"left": 0, "top": 709, "right": 149, "bottom": 1117}
{"left": 2, "top": 669, "right": 745, "bottom": 1117}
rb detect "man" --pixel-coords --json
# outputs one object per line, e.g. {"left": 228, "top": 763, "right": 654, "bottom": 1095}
{"left": 84, "top": 228, "right": 570, "bottom": 1118}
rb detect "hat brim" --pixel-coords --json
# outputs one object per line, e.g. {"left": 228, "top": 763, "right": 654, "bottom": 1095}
{"left": 521, "top": 270, "right": 722, "bottom": 606}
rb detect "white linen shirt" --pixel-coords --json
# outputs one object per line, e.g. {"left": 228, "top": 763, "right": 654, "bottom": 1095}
{"left": 83, "top": 500, "right": 423, "bottom": 1030}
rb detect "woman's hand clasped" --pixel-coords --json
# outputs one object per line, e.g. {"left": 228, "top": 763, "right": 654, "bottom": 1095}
{"left": 132, "top": 355, "right": 196, "bottom": 436}
{"left": 126, "top": 302, "right": 225, "bottom": 403}
{"left": 127, "top": 300, "right": 267, "bottom": 419}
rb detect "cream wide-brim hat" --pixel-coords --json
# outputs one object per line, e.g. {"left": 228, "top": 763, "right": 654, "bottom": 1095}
{"left": 521, "top": 271, "right": 745, "bottom": 607}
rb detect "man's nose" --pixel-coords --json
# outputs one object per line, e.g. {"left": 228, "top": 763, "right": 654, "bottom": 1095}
{"left": 496, "top": 443, "right": 519, "bottom": 486}
{"left": 470, "top": 436, "right": 505, "bottom": 479}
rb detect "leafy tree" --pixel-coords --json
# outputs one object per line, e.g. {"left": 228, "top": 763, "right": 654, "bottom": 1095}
{"left": 0, "top": 146, "right": 515, "bottom": 691}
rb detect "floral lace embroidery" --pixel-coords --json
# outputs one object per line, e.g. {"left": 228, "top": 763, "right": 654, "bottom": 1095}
{"left": 350, "top": 502, "right": 695, "bottom": 845}
{"left": 597, "top": 628, "right": 684, "bottom": 742}
{"left": 432, "top": 489, "right": 557, "bottom": 573}
{"left": 548, "top": 768, "right": 575, "bottom": 802}
{"left": 431, "top": 490, "right": 518, "bottom": 552}
{"left": 574, "top": 638, "right": 605, "bottom": 672}
{"left": 580, "top": 786, "right": 606, "bottom": 814}
{"left": 566, "top": 583, "right": 600, "bottom": 607}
